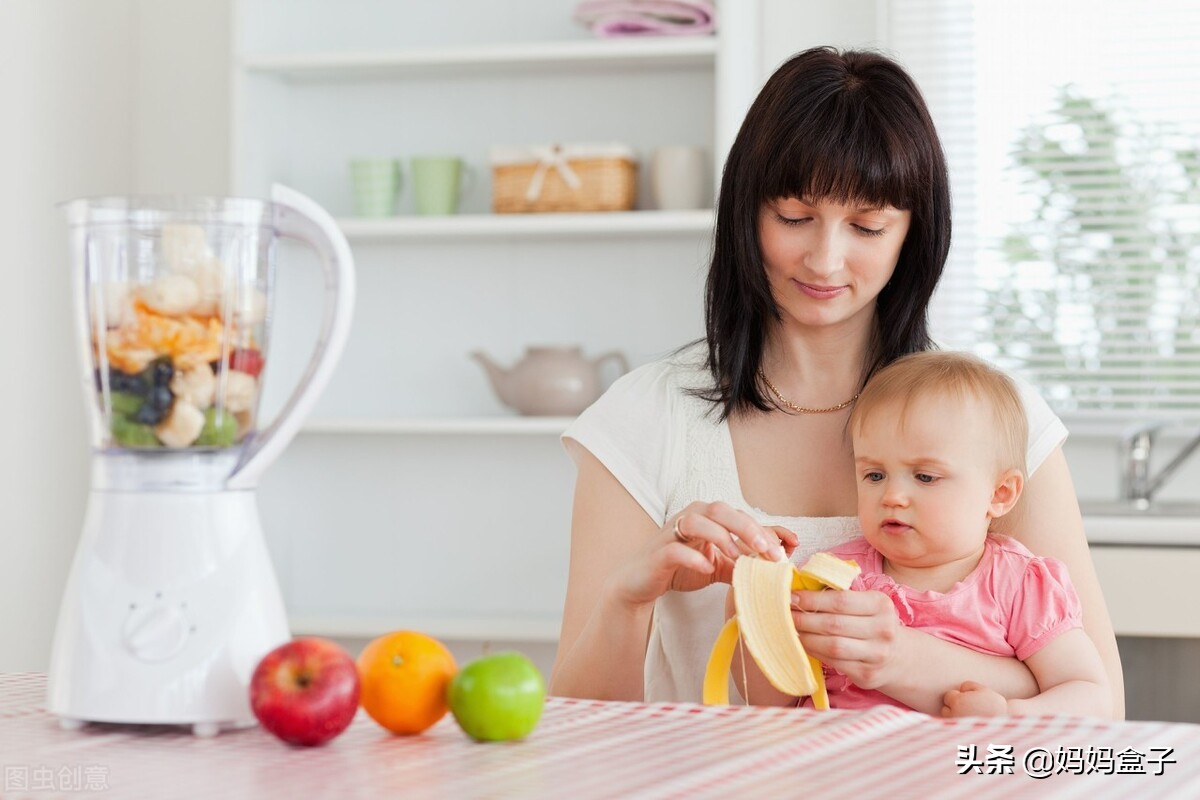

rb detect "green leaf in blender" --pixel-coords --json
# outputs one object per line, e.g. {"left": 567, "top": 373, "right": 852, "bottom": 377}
{"left": 110, "top": 391, "right": 144, "bottom": 417}
{"left": 111, "top": 415, "right": 161, "bottom": 448}
{"left": 196, "top": 408, "right": 238, "bottom": 447}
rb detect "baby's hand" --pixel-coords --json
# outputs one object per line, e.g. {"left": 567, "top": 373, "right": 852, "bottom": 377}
{"left": 941, "top": 681, "right": 1008, "bottom": 718}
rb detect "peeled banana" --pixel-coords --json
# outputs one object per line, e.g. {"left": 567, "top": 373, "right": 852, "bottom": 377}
{"left": 703, "top": 552, "right": 860, "bottom": 709}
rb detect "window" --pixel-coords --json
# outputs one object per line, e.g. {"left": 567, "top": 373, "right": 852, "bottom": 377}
{"left": 886, "top": 0, "right": 1200, "bottom": 420}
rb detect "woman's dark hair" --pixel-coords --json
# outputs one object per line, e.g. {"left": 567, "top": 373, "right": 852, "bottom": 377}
{"left": 699, "top": 46, "right": 951, "bottom": 419}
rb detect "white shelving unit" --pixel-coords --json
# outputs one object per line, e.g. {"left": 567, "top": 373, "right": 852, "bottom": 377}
{"left": 241, "top": 36, "right": 718, "bottom": 80}
{"left": 234, "top": 0, "right": 761, "bottom": 646}
{"left": 335, "top": 209, "right": 714, "bottom": 241}
{"left": 302, "top": 416, "right": 573, "bottom": 436}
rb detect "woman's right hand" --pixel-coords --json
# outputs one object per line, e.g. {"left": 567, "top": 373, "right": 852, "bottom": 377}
{"left": 607, "top": 501, "right": 796, "bottom": 608}
{"left": 553, "top": 448, "right": 798, "bottom": 700}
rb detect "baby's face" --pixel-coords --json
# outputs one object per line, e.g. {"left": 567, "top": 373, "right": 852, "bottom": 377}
{"left": 852, "top": 393, "right": 1005, "bottom": 571}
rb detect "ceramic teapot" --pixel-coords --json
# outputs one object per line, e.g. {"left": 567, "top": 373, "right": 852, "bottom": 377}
{"left": 471, "top": 346, "right": 629, "bottom": 416}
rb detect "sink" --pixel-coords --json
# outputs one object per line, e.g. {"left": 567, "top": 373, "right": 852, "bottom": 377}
{"left": 1080, "top": 501, "right": 1200, "bottom": 546}
{"left": 1080, "top": 500, "right": 1200, "bottom": 518}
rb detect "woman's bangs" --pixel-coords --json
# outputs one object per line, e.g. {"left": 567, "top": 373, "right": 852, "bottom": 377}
{"left": 766, "top": 116, "right": 917, "bottom": 211}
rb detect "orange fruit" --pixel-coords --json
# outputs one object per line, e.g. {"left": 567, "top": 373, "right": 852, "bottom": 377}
{"left": 357, "top": 631, "right": 458, "bottom": 735}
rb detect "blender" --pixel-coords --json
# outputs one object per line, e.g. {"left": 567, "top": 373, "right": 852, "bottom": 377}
{"left": 47, "top": 186, "right": 354, "bottom": 736}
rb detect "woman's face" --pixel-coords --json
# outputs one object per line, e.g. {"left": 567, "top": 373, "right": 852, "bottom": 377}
{"left": 758, "top": 197, "right": 912, "bottom": 334}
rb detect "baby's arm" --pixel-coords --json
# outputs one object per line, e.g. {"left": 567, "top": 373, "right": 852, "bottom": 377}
{"left": 942, "top": 629, "right": 1110, "bottom": 718}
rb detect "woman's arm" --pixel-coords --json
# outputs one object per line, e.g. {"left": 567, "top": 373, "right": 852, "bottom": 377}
{"left": 990, "top": 446, "right": 1126, "bottom": 718}
{"left": 550, "top": 443, "right": 788, "bottom": 700}
{"left": 549, "top": 444, "right": 663, "bottom": 700}
{"left": 943, "top": 630, "right": 1111, "bottom": 717}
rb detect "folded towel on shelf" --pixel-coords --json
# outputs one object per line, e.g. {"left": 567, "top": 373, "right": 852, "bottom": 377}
{"left": 574, "top": 0, "right": 717, "bottom": 37}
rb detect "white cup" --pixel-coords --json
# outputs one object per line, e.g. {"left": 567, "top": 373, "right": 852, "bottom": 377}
{"left": 650, "top": 146, "right": 707, "bottom": 210}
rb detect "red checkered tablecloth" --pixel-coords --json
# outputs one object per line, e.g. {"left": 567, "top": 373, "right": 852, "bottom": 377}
{"left": 2, "top": 673, "right": 1197, "bottom": 799}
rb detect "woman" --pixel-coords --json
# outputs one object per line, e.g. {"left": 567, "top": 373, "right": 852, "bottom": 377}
{"left": 550, "top": 47, "right": 1124, "bottom": 716}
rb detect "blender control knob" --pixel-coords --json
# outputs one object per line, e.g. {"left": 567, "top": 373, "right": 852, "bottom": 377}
{"left": 122, "top": 604, "right": 190, "bottom": 662}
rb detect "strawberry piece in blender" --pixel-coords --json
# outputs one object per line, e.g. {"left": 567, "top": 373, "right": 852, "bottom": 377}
{"left": 228, "top": 348, "right": 265, "bottom": 378}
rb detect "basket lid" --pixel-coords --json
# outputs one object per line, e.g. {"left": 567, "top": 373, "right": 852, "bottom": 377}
{"left": 489, "top": 142, "right": 636, "bottom": 165}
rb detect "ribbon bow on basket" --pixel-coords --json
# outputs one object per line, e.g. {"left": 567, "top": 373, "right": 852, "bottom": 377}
{"left": 489, "top": 141, "right": 636, "bottom": 213}
{"left": 524, "top": 144, "right": 582, "bottom": 202}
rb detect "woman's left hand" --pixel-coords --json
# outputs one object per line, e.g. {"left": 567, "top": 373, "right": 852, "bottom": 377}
{"left": 790, "top": 589, "right": 905, "bottom": 690}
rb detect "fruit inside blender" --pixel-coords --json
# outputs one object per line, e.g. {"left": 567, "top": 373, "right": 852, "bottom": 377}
{"left": 91, "top": 223, "right": 268, "bottom": 450}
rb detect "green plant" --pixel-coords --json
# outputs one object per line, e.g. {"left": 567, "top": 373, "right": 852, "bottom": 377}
{"left": 980, "top": 86, "right": 1200, "bottom": 414}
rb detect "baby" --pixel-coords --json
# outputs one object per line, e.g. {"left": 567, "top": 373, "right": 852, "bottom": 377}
{"left": 736, "top": 351, "right": 1110, "bottom": 716}
{"left": 824, "top": 350, "right": 1109, "bottom": 716}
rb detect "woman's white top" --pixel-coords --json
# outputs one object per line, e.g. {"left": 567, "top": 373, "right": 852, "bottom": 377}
{"left": 562, "top": 344, "right": 1069, "bottom": 703}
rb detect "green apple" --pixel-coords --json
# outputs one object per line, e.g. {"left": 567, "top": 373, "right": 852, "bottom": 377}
{"left": 447, "top": 651, "right": 545, "bottom": 742}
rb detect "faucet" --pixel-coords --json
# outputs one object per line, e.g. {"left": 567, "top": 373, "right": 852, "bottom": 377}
{"left": 1121, "top": 423, "right": 1200, "bottom": 509}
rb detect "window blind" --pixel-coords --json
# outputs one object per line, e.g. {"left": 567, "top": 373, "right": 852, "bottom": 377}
{"left": 885, "top": 0, "right": 1200, "bottom": 420}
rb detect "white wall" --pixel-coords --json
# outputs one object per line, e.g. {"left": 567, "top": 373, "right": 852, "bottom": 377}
{"left": 760, "top": 0, "right": 882, "bottom": 75}
{"left": 0, "top": 0, "right": 230, "bottom": 673}
{"left": 0, "top": 0, "right": 136, "bottom": 671}
{"left": 132, "top": 0, "right": 231, "bottom": 195}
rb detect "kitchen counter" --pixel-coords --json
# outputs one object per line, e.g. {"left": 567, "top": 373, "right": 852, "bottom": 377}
{"left": 3, "top": 674, "right": 1199, "bottom": 798}
{"left": 1082, "top": 508, "right": 1200, "bottom": 638}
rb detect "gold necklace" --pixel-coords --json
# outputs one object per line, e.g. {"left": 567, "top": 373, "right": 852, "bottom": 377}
{"left": 758, "top": 370, "right": 860, "bottom": 414}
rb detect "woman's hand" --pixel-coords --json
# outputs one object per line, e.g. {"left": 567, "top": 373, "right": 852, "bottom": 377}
{"left": 790, "top": 589, "right": 905, "bottom": 690}
{"left": 554, "top": 448, "right": 799, "bottom": 701}
{"left": 608, "top": 501, "right": 796, "bottom": 608}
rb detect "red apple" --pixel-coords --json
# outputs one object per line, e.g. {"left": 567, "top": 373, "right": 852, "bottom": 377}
{"left": 249, "top": 637, "right": 360, "bottom": 746}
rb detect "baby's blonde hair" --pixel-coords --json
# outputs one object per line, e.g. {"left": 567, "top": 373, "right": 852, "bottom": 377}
{"left": 850, "top": 351, "right": 1028, "bottom": 475}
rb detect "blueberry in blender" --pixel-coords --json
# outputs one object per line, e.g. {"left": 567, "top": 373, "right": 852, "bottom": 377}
{"left": 150, "top": 358, "right": 175, "bottom": 387}
{"left": 109, "top": 368, "right": 148, "bottom": 396}
{"left": 133, "top": 385, "right": 174, "bottom": 425}
{"left": 133, "top": 401, "right": 167, "bottom": 426}
{"left": 146, "top": 385, "right": 174, "bottom": 411}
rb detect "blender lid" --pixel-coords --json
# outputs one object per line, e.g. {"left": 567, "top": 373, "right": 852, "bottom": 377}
{"left": 60, "top": 195, "right": 280, "bottom": 230}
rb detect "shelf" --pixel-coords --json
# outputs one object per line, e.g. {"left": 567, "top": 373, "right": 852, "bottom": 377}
{"left": 337, "top": 209, "right": 714, "bottom": 241}
{"left": 301, "top": 417, "right": 574, "bottom": 435}
{"left": 241, "top": 37, "right": 718, "bottom": 81}
{"left": 289, "top": 613, "right": 561, "bottom": 642}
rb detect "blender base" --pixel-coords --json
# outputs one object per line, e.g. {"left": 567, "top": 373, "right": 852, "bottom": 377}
{"left": 57, "top": 716, "right": 259, "bottom": 738}
{"left": 47, "top": 488, "right": 291, "bottom": 731}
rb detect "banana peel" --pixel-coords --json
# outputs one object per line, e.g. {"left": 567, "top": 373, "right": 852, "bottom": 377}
{"left": 703, "top": 552, "right": 860, "bottom": 709}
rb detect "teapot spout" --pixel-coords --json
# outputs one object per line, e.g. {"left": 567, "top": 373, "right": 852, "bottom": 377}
{"left": 470, "top": 350, "right": 515, "bottom": 408}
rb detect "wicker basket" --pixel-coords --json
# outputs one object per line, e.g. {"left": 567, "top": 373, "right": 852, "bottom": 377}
{"left": 490, "top": 143, "right": 637, "bottom": 213}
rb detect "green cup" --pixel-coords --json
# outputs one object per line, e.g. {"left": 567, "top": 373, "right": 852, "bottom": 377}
{"left": 349, "top": 158, "right": 402, "bottom": 217}
{"left": 411, "top": 156, "right": 467, "bottom": 215}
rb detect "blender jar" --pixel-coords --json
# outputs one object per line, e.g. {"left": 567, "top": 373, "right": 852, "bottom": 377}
{"left": 70, "top": 197, "right": 274, "bottom": 457}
